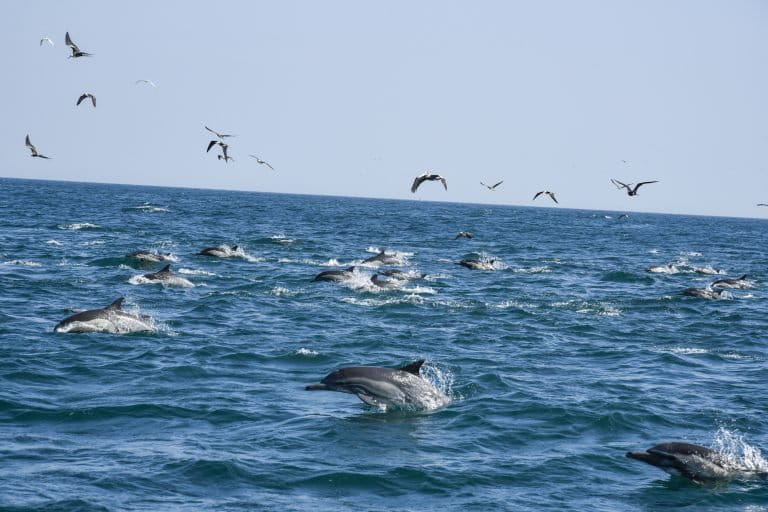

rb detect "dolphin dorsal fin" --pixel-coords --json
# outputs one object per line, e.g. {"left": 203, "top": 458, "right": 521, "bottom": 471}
{"left": 158, "top": 264, "right": 171, "bottom": 274}
{"left": 398, "top": 359, "right": 425, "bottom": 375}
{"left": 739, "top": 274, "right": 748, "bottom": 280}
{"left": 107, "top": 297, "right": 125, "bottom": 310}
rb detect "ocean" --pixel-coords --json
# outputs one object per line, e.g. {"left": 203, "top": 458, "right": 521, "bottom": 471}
{"left": 1, "top": 177, "right": 767, "bottom": 511}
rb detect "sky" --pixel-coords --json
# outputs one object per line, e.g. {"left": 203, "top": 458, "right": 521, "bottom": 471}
{"left": 2, "top": 1, "right": 767, "bottom": 217}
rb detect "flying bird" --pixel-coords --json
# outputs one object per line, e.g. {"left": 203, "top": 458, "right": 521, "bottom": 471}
{"left": 411, "top": 172, "right": 447, "bottom": 193}
{"left": 758, "top": 204, "right": 768, "bottom": 207}
{"left": 533, "top": 191, "right": 558, "bottom": 204}
{"left": 205, "top": 125, "right": 235, "bottom": 139}
{"left": 249, "top": 155, "right": 274, "bottom": 170}
{"left": 65, "top": 32, "right": 92, "bottom": 58}
{"left": 76, "top": 93, "right": 96, "bottom": 107}
{"left": 25, "top": 135, "right": 50, "bottom": 159}
{"left": 454, "top": 231, "right": 473, "bottom": 240}
{"left": 134, "top": 79, "right": 156, "bottom": 87}
{"left": 611, "top": 178, "right": 658, "bottom": 196}
{"left": 206, "top": 140, "right": 231, "bottom": 161}
{"left": 217, "top": 154, "right": 234, "bottom": 162}
{"left": 480, "top": 180, "right": 503, "bottom": 191}
{"left": 40, "top": 37, "right": 54, "bottom": 46}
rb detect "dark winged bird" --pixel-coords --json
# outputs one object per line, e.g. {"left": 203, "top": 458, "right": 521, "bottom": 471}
{"left": 65, "top": 32, "right": 92, "bottom": 58}
{"left": 533, "top": 191, "right": 558, "bottom": 204}
{"left": 411, "top": 172, "right": 447, "bottom": 193}
{"left": 207, "top": 140, "right": 231, "bottom": 162}
{"left": 758, "top": 204, "right": 768, "bottom": 207}
{"left": 454, "top": 231, "right": 473, "bottom": 240}
{"left": 76, "top": 93, "right": 96, "bottom": 107}
{"left": 205, "top": 125, "right": 235, "bottom": 139}
{"left": 480, "top": 180, "right": 503, "bottom": 191}
{"left": 249, "top": 155, "right": 274, "bottom": 170}
{"left": 611, "top": 178, "right": 658, "bottom": 196}
{"left": 25, "top": 135, "right": 50, "bottom": 159}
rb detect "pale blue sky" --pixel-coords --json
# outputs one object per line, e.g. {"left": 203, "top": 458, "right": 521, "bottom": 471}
{"left": 2, "top": 1, "right": 767, "bottom": 217}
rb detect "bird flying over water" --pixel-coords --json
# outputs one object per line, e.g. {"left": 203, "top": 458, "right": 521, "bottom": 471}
{"left": 134, "top": 79, "right": 156, "bottom": 87}
{"left": 65, "top": 32, "right": 92, "bottom": 58}
{"left": 205, "top": 125, "right": 235, "bottom": 139}
{"left": 249, "top": 155, "right": 274, "bottom": 170}
{"left": 454, "top": 231, "right": 473, "bottom": 240}
{"left": 411, "top": 172, "right": 447, "bottom": 193}
{"left": 611, "top": 178, "right": 658, "bottom": 196}
{"left": 76, "top": 93, "right": 96, "bottom": 107}
{"left": 533, "top": 191, "right": 558, "bottom": 204}
{"left": 481, "top": 180, "right": 503, "bottom": 191}
{"left": 40, "top": 37, "right": 54, "bottom": 46}
{"left": 206, "top": 140, "right": 231, "bottom": 161}
{"left": 25, "top": 135, "right": 50, "bottom": 159}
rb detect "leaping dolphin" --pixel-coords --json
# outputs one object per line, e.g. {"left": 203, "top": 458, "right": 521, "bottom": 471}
{"left": 140, "top": 264, "right": 194, "bottom": 287}
{"left": 312, "top": 266, "right": 356, "bottom": 282}
{"left": 362, "top": 250, "right": 400, "bottom": 266}
{"left": 711, "top": 274, "right": 752, "bottom": 289}
{"left": 305, "top": 360, "right": 449, "bottom": 410}
{"left": 53, "top": 297, "right": 154, "bottom": 333}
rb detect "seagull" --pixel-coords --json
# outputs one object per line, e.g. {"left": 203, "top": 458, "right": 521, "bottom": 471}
{"left": 480, "top": 180, "right": 503, "bottom": 191}
{"left": 411, "top": 172, "right": 447, "bottom": 193}
{"left": 249, "top": 155, "right": 274, "bottom": 170}
{"left": 206, "top": 140, "right": 231, "bottom": 161}
{"left": 611, "top": 178, "right": 658, "bottom": 196}
{"left": 65, "top": 32, "right": 92, "bottom": 58}
{"left": 454, "top": 231, "right": 473, "bottom": 240}
{"left": 40, "top": 37, "right": 54, "bottom": 47}
{"left": 533, "top": 191, "right": 558, "bottom": 204}
{"left": 25, "top": 135, "right": 50, "bottom": 159}
{"left": 205, "top": 125, "right": 235, "bottom": 139}
{"left": 134, "top": 79, "right": 157, "bottom": 87}
{"left": 76, "top": 93, "right": 96, "bottom": 107}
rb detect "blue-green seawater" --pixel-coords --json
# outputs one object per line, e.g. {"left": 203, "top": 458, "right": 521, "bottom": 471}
{"left": 1, "top": 178, "right": 767, "bottom": 511}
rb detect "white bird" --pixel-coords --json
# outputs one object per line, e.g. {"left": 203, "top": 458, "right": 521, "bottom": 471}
{"left": 480, "top": 180, "right": 503, "bottom": 191}
{"left": 205, "top": 125, "right": 235, "bottom": 139}
{"left": 65, "top": 31, "right": 92, "bottom": 58}
{"left": 76, "top": 93, "right": 96, "bottom": 107}
{"left": 40, "top": 37, "right": 54, "bottom": 47}
{"left": 25, "top": 135, "right": 50, "bottom": 159}
{"left": 533, "top": 191, "right": 558, "bottom": 204}
{"left": 134, "top": 79, "right": 157, "bottom": 87}
{"left": 249, "top": 155, "right": 274, "bottom": 170}
{"left": 411, "top": 172, "right": 447, "bottom": 193}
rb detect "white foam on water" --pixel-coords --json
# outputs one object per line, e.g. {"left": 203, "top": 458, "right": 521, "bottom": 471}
{"left": 295, "top": 348, "right": 319, "bottom": 357}
{"left": 3, "top": 260, "right": 42, "bottom": 267}
{"left": 46, "top": 239, "right": 63, "bottom": 246}
{"left": 58, "top": 222, "right": 99, "bottom": 230}
{"left": 178, "top": 268, "right": 217, "bottom": 276}
{"left": 712, "top": 427, "right": 768, "bottom": 474}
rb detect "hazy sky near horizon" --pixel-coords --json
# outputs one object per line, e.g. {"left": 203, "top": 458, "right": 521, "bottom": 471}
{"left": 2, "top": 1, "right": 767, "bottom": 217}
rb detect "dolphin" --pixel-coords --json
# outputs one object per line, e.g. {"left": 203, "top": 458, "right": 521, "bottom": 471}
{"left": 141, "top": 264, "right": 194, "bottom": 287}
{"left": 362, "top": 250, "right": 400, "bottom": 266}
{"left": 305, "top": 360, "right": 449, "bottom": 409}
{"left": 312, "top": 266, "right": 356, "bottom": 282}
{"left": 199, "top": 244, "right": 239, "bottom": 257}
{"left": 626, "top": 442, "right": 738, "bottom": 483}
{"left": 126, "top": 250, "right": 174, "bottom": 263}
{"left": 711, "top": 274, "right": 752, "bottom": 289}
{"left": 370, "top": 274, "right": 401, "bottom": 289}
{"left": 682, "top": 287, "right": 724, "bottom": 299}
{"left": 378, "top": 268, "right": 426, "bottom": 280}
{"left": 645, "top": 264, "right": 676, "bottom": 273}
{"left": 53, "top": 297, "right": 154, "bottom": 334}
{"left": 457, "top": 258, "right": 496, "bottom": 270}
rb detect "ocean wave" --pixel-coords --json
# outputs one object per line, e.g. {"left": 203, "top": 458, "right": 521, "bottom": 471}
{"left": 3, "top": 260, "right": 42, "bottom": 267}
{"left": 58, "top": 222, "right": 99, "bottom": 230}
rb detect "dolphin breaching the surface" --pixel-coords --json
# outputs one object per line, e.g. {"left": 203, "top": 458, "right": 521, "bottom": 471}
{"left": 138, "top": 264, "right": 194, "bottom": 287}
{"left": 198, "top": 244, "right": 240, "bottom": 257}
{"left": 312, "top": 266, "right": 356, "bottom": 282}
{"left": 626, "top": 442, "right": 768, "bottom": 484}
{"left": 305, "top": 360, "right": 450, "bottom": 410}
{"left": 53, "top": 297, "right": 155, "bottom": 334}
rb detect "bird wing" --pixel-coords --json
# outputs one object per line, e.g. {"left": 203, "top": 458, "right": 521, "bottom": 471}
{"left": 758, "top": 204, "right": 768, "bottom": 206}
{"left": 263, "top": 161, "right": 274, "bottom": 170}
{"left": 611, "top": 178, "right": 629, "bottom": 190}
{"left": 206, "top": 140, "right": 218, "bottom": 153}
{"left": 480, "top": 182, "right": 489, "bottom": 188}
{"left": 40, "top": 37, "right": 53, "bottom": 46}
{"left": 204, "top": 126, "right": 220, "bottom": 138}
{"left": 65, "top": 32, "right": 80, "bottom": 52}
{"left": 411, "top": 175, "right": 425, "bottom": 193}
{"left": 76, "top": 94, "right": 85, "bottom": 105}
{"left": 632, "top": 181, "right": 658, "bottom": 193}
{"left": 25, "top": 135, "right": 38, "bottom": 155}
{"left": 439, "top": 177, "right": 447, "bottom": 190}
{"left": 90, "top": 94, "right": 96, "bottom": 107}
{"left": 548, "top": 192, "right": 558, "bottom": 204}
{"left": 221, "top": 144, "right": 229, "bottom": 159}
{"left": 492, "top": 181, "right": 503, "bottom": 189}
{"left": 533, "top": 191, "right": 544, "bottom": 200}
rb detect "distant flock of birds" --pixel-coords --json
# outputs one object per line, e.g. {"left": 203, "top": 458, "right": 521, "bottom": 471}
{"left": 27, "top": 32, "right": 276, "bottom": 171}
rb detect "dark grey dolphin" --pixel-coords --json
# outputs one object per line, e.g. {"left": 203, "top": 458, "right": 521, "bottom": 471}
{"left": 305, "top": 360, "right": 449, "bottom": 409}
{"left": 711, "top": 274, "right": 751, "bottom": 289}
{"left": 126, "top": 250, "right": 173, "bottom": 263}
{"left": 199, "top": 244, "right": 239, "bottom": 257}
{"left": 682, "top": 287, "right": 724, "bottom": 299}
{"left": 457, "top": 258, "right": 496, "bottom": 270}
{"left": 141, "top": 264, "right": 194, "bottom": 287}
{"left": 312, "top": 266, "right": 356, "bottom": 282}
{"left": 53, "top": 298, "right": 154, "bottom": 333}
{"left": 378, "top": 269, "right": 426, "bottom": 280}
{"left": 362, "top": 250, "right": 400, "bottom": 265}
{"left": 625, "top": 442, "right": 760, "bottom": 483}
{"left": 370, "top": 274, "right": 400, "bottom": 289}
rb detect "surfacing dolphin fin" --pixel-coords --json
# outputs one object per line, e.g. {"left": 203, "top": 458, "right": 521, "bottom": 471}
{"left": 398, "top": 360, "right": 425, "bottom": 375}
